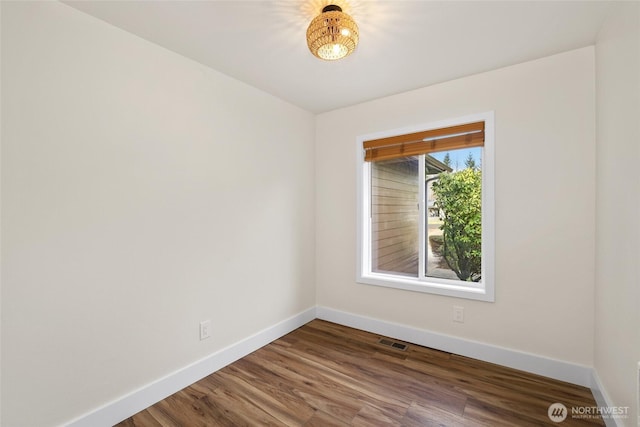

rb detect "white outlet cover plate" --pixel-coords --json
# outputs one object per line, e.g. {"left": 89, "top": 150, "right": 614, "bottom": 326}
{"left": 200, "top": 320, "right": 211, "bottom": 340}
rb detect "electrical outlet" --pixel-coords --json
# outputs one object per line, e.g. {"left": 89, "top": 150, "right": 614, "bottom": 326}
{"left": 453, "top": 306, "right": 464, "bottom": 323}
{"left": 199, "top": 320, "right": 211, "bottom": 340}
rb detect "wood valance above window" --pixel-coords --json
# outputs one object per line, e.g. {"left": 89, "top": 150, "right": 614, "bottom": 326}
{"left": 363, "top": 121, "right": 485, "bottom": 162}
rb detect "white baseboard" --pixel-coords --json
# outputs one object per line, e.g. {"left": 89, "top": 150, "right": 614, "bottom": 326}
{"left": 65, "top": 305, "right": 603, "bottom": 427}
{"left": 316, "top": 306, "right": 593, "bottom": 388}
{"left": 590, "top": 371, "right": 622, "bottom": 427}
{"left": 65, "top": 307, "right": 316, "bottom": 427}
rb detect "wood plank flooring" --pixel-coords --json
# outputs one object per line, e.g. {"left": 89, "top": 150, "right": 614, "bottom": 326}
{"left": 116, "top": 320, "right": 604, "bottom": 426}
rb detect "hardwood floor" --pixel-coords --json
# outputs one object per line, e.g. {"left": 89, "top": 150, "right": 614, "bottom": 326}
{"left": 116, "top": 320, "right": 604, "bottom": 426}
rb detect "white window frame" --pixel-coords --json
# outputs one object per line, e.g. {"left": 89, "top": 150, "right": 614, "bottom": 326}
{"left": 356, "top": 112, "right": 495, "bottom": 302}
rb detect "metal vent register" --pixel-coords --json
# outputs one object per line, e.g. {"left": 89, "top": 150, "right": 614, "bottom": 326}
{"left": 378, "top": 338, "right": 408, "bottom": 351}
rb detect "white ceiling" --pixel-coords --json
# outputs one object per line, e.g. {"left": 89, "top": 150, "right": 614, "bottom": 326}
{"left": 63, "top": 1, "right": 613, "bottom": 113}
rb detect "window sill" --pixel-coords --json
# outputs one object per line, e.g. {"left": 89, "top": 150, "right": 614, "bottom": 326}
{"left": 357, "top": 272, "right": 495, "bottom": 302}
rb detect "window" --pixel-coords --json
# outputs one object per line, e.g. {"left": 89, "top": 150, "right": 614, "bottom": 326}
{"left": 357, "top": 113, "right": 494, "bottom": 301}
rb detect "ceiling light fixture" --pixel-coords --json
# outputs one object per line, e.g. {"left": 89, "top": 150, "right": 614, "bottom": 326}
{"left": 306, "top": 4, "right": 359, "bottom": 61}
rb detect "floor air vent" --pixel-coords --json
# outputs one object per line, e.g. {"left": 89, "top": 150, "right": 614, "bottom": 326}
{"left": 378, "top": 338, "right": 408, "bottom": 351}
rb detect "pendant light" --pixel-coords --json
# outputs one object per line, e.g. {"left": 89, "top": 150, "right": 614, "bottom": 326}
{"left": 306, "top": 5, "right": 359, "bottom": 61}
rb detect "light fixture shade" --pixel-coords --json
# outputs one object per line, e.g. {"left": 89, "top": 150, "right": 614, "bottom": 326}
{"left": 306, "top": 5, "right": 359, "bottom": 61}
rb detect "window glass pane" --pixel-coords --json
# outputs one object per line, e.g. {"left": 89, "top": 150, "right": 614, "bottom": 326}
{"left": 426, "top": 147, "right": 482, "bottom": 282}
{"left": 371, "top": 156, "right": 419, "bottom": 277}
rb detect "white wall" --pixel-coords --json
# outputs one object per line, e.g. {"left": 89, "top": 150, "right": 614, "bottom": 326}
{"left": 316, "top": 47, "right": 596, "bottom": 366}
{"left": 4, "top": 1, "right": 635, "bottom": 425}
{"left": 595, "top": 3, "right": 640, "bottom": 426}
{"left": 0, "top": 2, "right": 315, "bottom": 426}
{"left": 0, "top": 2, "right": 3, "bottom": 423}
